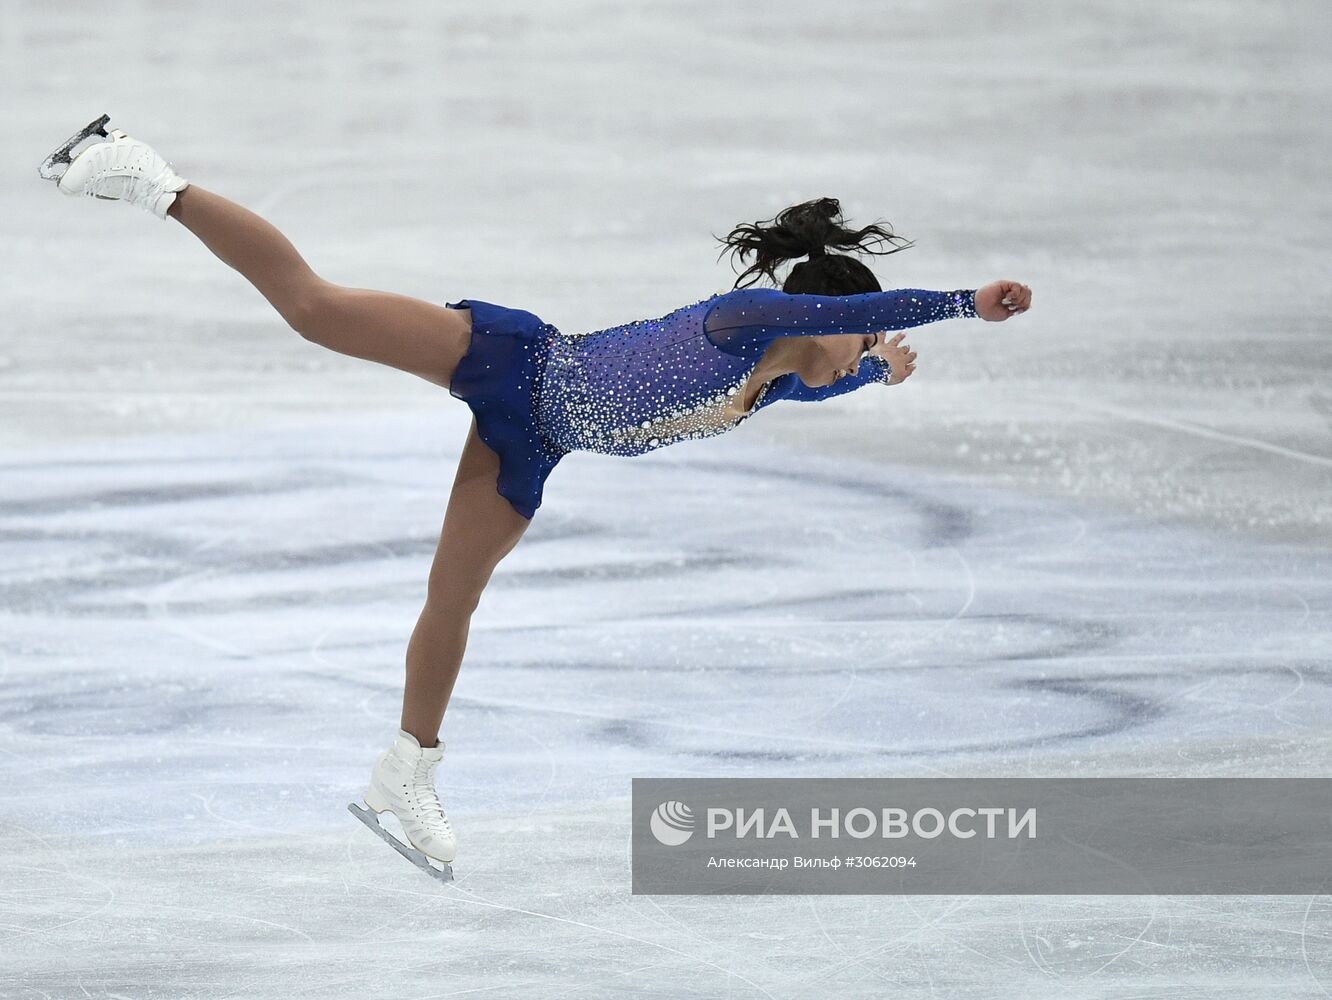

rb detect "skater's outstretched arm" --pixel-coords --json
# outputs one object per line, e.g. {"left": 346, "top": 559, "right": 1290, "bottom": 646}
{"left": 167, "top": 185, "right": 472, "bottom": 389}
{"left": 701, "top": 282, "right": 1032, "bottom": 361}
{"left": 701, "top": 287, "right": 977, "bottom": 360}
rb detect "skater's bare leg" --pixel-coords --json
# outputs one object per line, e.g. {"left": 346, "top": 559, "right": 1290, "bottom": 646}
{"left": 166, "top": 185, "right": 471, "bottom": 387}
{"left": 400, "top": 417, "right": 532, "bottom": 747}
{"left": 165, "top": 184, "right": 524, "bottom": 745}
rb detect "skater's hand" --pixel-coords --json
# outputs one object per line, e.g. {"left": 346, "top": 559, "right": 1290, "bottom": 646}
{"left": 872, "top": 332, "right": 917, "bottom": 385}
{"left": 975, "top": 280, "right": 1032, "bottom": 322}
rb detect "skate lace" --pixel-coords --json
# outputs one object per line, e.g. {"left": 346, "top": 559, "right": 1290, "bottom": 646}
{"left": 88, "top": 144, "right": 175, "bottom": 210}
{"left": 411, "top": 756, "right": 452, "bottom": 830}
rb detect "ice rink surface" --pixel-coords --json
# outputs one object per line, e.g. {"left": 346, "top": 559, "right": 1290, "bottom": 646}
{"left": 2, "top": 0, "right": 1331, "bottom": 996}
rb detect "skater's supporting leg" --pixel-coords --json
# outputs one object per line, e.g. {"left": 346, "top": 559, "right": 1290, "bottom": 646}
{"left": 167, "top": 185, "right": 471, "bottom": 387}
{"left": 400, "top": 417, "right": 532, "bottom": 746}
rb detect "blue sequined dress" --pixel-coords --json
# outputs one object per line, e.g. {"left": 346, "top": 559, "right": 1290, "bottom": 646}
{"left": 445, "top": 286, "right": 978, "bottom": 519}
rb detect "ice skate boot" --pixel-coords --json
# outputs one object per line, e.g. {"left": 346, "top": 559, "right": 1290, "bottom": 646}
{"left": 39, "top": 114, "right": 189, "bottom": 220}
{"left": 348, "top": 729, "right": 457, "bottom": 881}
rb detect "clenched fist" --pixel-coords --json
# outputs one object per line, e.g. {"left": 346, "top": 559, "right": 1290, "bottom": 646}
{"left": 975, "top": 280, "right": 1032, "bottom": 322}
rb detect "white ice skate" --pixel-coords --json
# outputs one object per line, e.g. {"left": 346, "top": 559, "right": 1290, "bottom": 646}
{"left": 348, "top": 729, "right": 458, "bottom": 881}
{"left": 39, "top": 114, "right": 189, "bottom": 220}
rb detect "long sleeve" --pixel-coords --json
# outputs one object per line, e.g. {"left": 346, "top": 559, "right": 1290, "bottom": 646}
{"left": 701, "top": 287, "right": 977, "bottom": 361}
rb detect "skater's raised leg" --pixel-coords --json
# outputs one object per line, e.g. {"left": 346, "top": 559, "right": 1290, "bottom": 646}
{"left": 40, "top": 119, "right": 473, "bottom": 388}
{"left": 400, "top": 416, "right": 533, "bottom": 747}
{"left": 166, "top": 185, "right": 472, "bottom": 388}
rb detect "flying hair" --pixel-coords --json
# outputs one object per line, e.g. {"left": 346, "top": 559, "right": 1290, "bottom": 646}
{"left": 713, "top": 196, "right": 915, "bottom": 296}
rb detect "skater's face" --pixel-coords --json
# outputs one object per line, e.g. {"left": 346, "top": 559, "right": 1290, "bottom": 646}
{"left": 792, "top": 331, "right": 882, "bottom": 387}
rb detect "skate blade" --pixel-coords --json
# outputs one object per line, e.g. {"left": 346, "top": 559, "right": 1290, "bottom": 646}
{"left": 348, "top": 801, "right": 455, "bottom": 882}
{"left": 38, "top": 113, "right": 111, "bottom": 181}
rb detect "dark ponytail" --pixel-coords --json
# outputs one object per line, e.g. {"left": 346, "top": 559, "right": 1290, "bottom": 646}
{"left": 713, "top": 196, "right": 914, "bottom": 295}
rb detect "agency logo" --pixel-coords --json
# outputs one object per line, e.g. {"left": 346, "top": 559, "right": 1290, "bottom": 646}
{"left": 649, "top": 800, "right": 696, "bottom": 846}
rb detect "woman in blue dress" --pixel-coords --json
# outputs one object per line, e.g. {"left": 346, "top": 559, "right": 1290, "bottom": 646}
{"left": 42, "top": 118, "right": 1032, "bottom": 875}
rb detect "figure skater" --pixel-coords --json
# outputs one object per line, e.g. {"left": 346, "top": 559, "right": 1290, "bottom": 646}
{"left": 39, "top": 116, "right": 1032, "bottom": 879}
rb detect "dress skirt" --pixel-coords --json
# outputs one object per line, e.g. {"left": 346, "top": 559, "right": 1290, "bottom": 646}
{"left": 444, "top": 298, "right": 570, "bottom": 520}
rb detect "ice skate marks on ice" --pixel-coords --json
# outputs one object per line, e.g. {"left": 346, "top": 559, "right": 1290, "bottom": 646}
{"left": 348, "top": 800, "right": 455, "bottom": 882}
{"left": 38, "top": 113, "right": 111, "bottom": 182}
